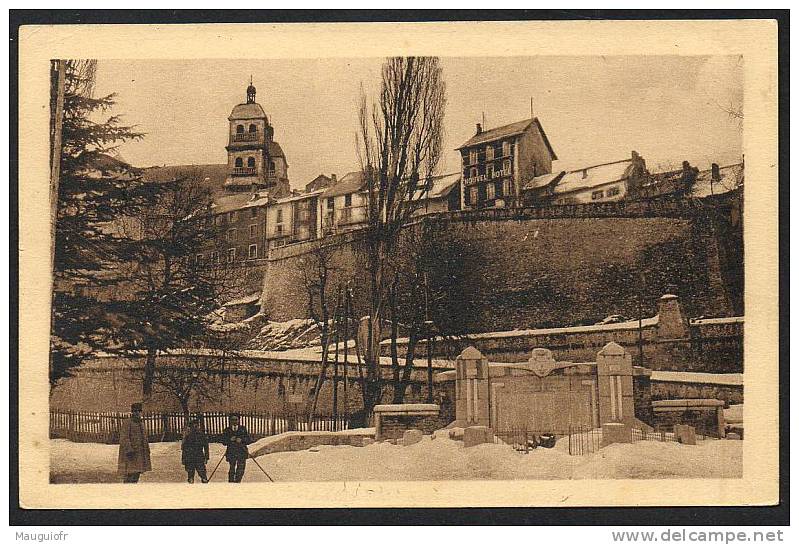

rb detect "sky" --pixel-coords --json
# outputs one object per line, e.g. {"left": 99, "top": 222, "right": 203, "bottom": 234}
{"left": 94, "top": 56, "right": 743, "bottom": 190}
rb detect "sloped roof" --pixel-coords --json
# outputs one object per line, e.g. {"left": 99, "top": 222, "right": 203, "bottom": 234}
{"left": 211, "top": 192, "right": 255, "bottom": 215}
{"left": 229, "top": 102, "right": 267, "bottom": 120}
{"left": 322, "top": 171, "right": 366, "bottom": 198}
{"left": 268, "top": 141, "right": 286, "bottom": 159}
{"left": 457, "top": 117, "right": 558, "bottom": 160}
{"left": 522, "top": 171, "right": 566, "bottom": 191}
{"left": 305, "top": 174, "right": 333, "bottom": 192}
{"left": 553, "top": 159, "right": 633, "bottom": 195}
{"left": 142, "top": 164, "right": 229, "bottom": 200}
{"left": 418, "top": 172, "right": 461, "bottom": 200}
{"left": 690, "top": 163, "right": 744, "bottom": 198}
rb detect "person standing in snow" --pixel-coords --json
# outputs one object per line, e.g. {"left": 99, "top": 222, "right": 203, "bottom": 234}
{"left": 181, "top": 418, "right": 209, "bottom": 483}
{"left": 221, "top": 414, "right": 252, "bottom": 483}
{"left": 117, "top": 402, "right": 152, "bottom": 483}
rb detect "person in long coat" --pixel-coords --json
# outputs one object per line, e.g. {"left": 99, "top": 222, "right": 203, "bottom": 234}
{"left": 221, "top": 415, "right": 252, "bottom": 483}
{"left": 181, "top": 418, "right": 209, "bottom": 483}
{"left": 117, "top": 402, "right": 152, "bottom": 483}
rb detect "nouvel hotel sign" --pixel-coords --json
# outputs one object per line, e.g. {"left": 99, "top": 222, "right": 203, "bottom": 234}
{"left": 464, "top": 166, "right": 512, "bottom": 186}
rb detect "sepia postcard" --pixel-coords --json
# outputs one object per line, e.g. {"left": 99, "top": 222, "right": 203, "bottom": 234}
{"left": 17, "top": 19, "right": 779, "bottom": 510}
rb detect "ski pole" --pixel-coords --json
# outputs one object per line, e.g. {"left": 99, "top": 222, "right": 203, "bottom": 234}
{"left": 248, "top": 453, "right": 274, "bottom": 482}
{"left": 208, "top": 453, "right": 225, "bottom": 481}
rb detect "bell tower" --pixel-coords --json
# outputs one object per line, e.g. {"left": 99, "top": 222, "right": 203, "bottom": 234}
{"left": 224, "top": 78, "right": 290, "bottom": 196}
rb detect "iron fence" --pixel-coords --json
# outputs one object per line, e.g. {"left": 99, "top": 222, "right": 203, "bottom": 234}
{"left": 49, "top": 409, "right": 351, "bottom": 444}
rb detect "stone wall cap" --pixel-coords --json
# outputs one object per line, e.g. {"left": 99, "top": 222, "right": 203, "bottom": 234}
{"left": 660, "top": 294, "right": 679, "bottom": 300}
{"left": 598, "top": 341, "right": 627, "bottom": 356}
{"left": 457, "top": 346, "right": 484, "bottom": 361}
{"left": 373, "top": 403, "right": 440, "bottom": 413}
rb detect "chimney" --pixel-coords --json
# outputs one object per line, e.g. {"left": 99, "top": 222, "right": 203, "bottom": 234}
{"left": 476, "top": 123, "right": 482, "bottom": 135}
{"left": 331, "top": 173, "right": 337, "bottom": 185}
{"left": 711, "top": 163, "right": 721, "bottom": 182}
{"left": 656, "top": 293, "right": 688, "bottom": 340}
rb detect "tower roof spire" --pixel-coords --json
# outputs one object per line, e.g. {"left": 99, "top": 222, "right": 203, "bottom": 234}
{"left": 246, "top": 77, "right": 256, "bottom": 104}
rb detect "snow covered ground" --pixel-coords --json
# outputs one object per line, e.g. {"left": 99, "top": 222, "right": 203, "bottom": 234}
{"left": 51, "top": 432, "right": 742, "bottom": 483}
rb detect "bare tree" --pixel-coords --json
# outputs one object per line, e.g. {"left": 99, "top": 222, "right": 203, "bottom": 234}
{"left": 298, "top": 241, "right": 340, "bottom": 415}
{"left": 151, "top": 345, "right": 228, "bottom": 418}
{"left": 355, "top": 56, "right": 447, "bottom": 413}
{"left": 717, "top": 99, "right": 744, "bottom": 128}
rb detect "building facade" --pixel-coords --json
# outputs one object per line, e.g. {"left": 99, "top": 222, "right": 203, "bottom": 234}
{"left": 458, "top": 118, "right": 557, "bottom": 209}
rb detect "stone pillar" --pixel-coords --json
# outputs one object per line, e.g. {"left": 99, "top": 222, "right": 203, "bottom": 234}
{"left": 657, "top": 294, "right": 688, "bottom": 340}
{"left": 455, "top": 346, "right": 491, "bottom": 427}
{"left": 596, "top": 342, "right": 635, "bottom": 425}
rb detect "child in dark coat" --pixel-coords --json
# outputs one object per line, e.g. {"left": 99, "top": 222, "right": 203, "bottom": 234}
{"left": 181, "top": 419, "right": 210, "bottom": 483}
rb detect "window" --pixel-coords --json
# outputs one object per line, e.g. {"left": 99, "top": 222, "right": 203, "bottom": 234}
{"left": 195, "top": 254, "right": 203, "bottom": 266}
{"left": 503, "top": 179, "right": 513, "bottom": 197}
{"left": 250, "top": 207, "right": 257, "bottom": 218}
{"left": 275, "top": 224, "right": 285, "bottom": 236}
{"left": 215, "top": 215, "right": 223, "bottom": 226}
{"left": 211, "top": 251, "right": 219, "bottom": 264}
{"left": 327, "top": 197, "right": 334, "bottom": 209}
{"left": 227, "top": 248, "right": 236, "bottom": 263}
{"left": 502, "top": 141, "right": 511, "bottom": 157}
{"left": 469, "top": 149, "right": 477, "bottom": 164}
{"left": 236, "top": 125, "right": 244, "bottom": 134}
{"left": 276, "top": 209, "right": 283, "bottom": 223}
{"left": 486, "top": 182, "right": 496, "bottom": 200}
{"left": 469, "top": 186, "right": 478, "bottom": 205}
{"left": 249, "top": 224, "right": 257, "bottom": 238}
{"left": 247, "top": 157, "right": 256, "bottom": 168}
{"left": 485, "top": 145, "right": 494, "bottom": 161}
{"left": 227, "top": 228, "right": 236, "bottom": 241}
{"left": 235, "top": 157, "right": 243, "bottom": 168}
{"left": 229, "top": 211, "right": 236, "bottom": 222}
{"left": 248, "top": 244, "right": 258, "bottom": 259}
{"left": 503, "top": 159, "right": 512, "bottom": 174}
{"left": 591, "top": 190, "right": 604, "bottom": 200}
{"left": 269, "top": 160, "right": 276, "bottom": 171}
{"left": 496, "top": 179, "right": 504, "bottom": 198}
{"left": 470, "top": 167, "right": 478, "bottom": 179}
{"left": 486, "top": 163, "right": 494, "bottom": 179}
{"left": 248, "top": 124, "right": 257, "bottom": 133}
{"left": 462, "top": 153, "right": 469, "bottom": 167}
{"left": 606, "top": 186, "right": 621, "bottom": 197}
{"left": 344, "top": 194, "right": 352, "bottom": 207}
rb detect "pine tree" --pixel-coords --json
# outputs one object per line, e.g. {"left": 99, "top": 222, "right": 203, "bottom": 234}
{"left": 49, "top": 59, "right": 152, "bottom": 387}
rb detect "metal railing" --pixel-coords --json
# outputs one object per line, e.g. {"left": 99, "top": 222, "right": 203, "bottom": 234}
{"left": 232, "top": 132, "right": 259, "bottom": 142}
{"left": 50, "top": 409, "right": 352, "bottom": 444}
{"left": 232, "top": 167, "right": 257, "bottom": 176}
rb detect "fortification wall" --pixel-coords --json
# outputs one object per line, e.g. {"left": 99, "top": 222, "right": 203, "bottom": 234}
{"left": 50, "top": 353, "right": 453, "bottom": 416}
{"left": 260, "top": 202, "right": 742, "bottom": 334}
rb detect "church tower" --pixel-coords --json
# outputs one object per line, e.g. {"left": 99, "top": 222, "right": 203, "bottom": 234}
{"left": 224, "top": 78, "right": 290, "bottom": 196}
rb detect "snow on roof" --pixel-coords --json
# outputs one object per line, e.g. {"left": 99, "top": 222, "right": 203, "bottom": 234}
{"left": 522, "top": 171, "right": 565, "bottom": 191}
{"left": 690, "top": 163, "right": 744, "bottom": 198}
{"left": 418, "top": 172, "right": 461, "bottom": 201}
{"left": 274, "top": 189, "right": 325, "bottom": 205}
{"left": 553, "top": 159, "right": 633, "bottom": 195}
{"left": 322, "top": 171, "right": 365, "bottom": 198}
